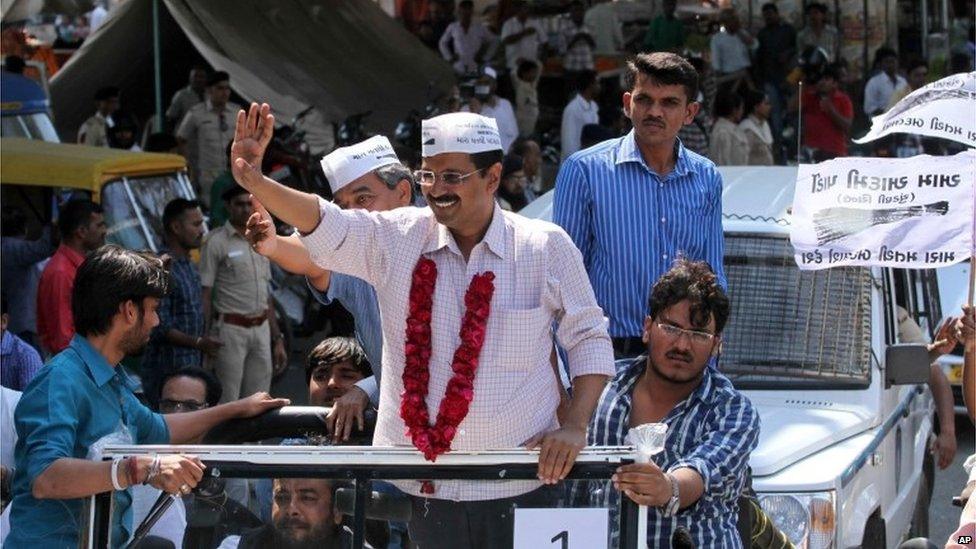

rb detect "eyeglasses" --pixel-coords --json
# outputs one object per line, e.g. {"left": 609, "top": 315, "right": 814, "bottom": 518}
{"left": 159, "top": 399, "right": 208, "bottom": 413}
{"left": 655, "top": 322, "right": 717, "bottom": 345}
{"left": 414, "top": 169, "right": 481, "bottom": 187}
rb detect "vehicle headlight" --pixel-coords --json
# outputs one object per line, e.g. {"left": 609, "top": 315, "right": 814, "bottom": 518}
{"left": 758, "top": 491, "right": 836, "bottom": 548}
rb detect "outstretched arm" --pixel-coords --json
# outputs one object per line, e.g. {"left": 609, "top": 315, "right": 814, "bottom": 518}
{"left": 231, "top": 103, "right": 321, "bottom": 233}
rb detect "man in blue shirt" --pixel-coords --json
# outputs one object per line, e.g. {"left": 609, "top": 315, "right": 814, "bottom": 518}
{"left": 0, "top": 296, "right": 44, "bottom": 391}
{"left": 244, "top": 136, "right": 415, "bottom": 442}
{"left": 7, "top": 245, "right": 288, "bottom": 548}
{"left": 584, "top": 258, "right": 758, "bottom": 547}
{"left": 554, "top": 52, "right": 726, "bottom": 359}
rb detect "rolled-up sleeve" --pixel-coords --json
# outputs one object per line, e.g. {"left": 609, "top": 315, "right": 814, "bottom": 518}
{"left": 547, "top": 229, "right": 614, "bottom": 379}
{"left": 15, "top": 374, "right": 80, "bottom": 482}
{"left": 668, "top": 393, "right": 759, "bottom": 501}
{"left": 299, "top": 197, "right": 395, "bottom": 287}
{"left": 127, "top": 394, "right": 170, "bottom": 444}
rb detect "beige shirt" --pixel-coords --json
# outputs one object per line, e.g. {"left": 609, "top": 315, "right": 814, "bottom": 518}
{"left": 166, "top": 86, "right": 203, "bottom": 124}
{"left": 301, "top": 200, "right": 615, "bottom": 501}
{"left": 199, "top": 222, "right": 271, "bottom": 316}
{"left": 78, "top": 113, "right": 112, "bottom": 147}
{"left": 709, "top": 117, "right": 750, "bottom": 166}
{"left": 176, "top": 100, "right": 242, "bottom": 186}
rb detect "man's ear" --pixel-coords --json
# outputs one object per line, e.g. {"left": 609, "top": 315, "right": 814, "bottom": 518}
{"left": 622, "top": 91, "right": 633, "bottom": 118}
{"left": 642, "top": 316, "right": 653, "bottom": 344}
{"left": 684, "top": 100, "right": 700, "bottom": 125}
{"left": 485, "top": 162, "right": 502, "bottom": 195}
{"left": 120, "top": 300, "right": 140, "bottom": 326}
{"left": 397, "top": 179, "right": 413, "bottom": 206}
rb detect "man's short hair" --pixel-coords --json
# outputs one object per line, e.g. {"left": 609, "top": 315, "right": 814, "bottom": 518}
{"left": 904, "top": 56, "right": 928, "bottom": 74}
{"left": 145, "top": 132, "right": 178, "bottom": 153}
{"left": 624, "top": 52, "right": 699, "bottom": 104}
{"left": 374, "top": 163, "right": 415, "bottom": 201}
{"left": 874, "top": 46, "right": 898, "bottom": 65}
{"left": 305, "top": 336, "right": 371, "bottom": 385}
{"left": 72, "top": 245, "right": 170, "bottom": 337}
{"left": 221, "top": 183, "right": 249, "bottom": 202}
{"left": 648, "top": 258, "right": 730, "bottom": 334}
{"left": 162, "top": 198, "right": 201, "bottom": 235}
{"left": 511, "top": 137, "right": 538, "bottom": 157}
{"left": 819, "top": 62, "right": 843, "bottom": 82}
{"left": 58, "top": 199, "right": 103, "bottom": 240}
{"left": 761, "top": 2, "right": 778, "bottom": 13}
{"left": 471, "top": 149, "right": 505, "bottom": 174}
{"left": 208, "top": 70, "right": 230, "bottom": 87}
{"left": 516, "top": 59, "right": 539, "bottom": 79}
{"left": 576, "top": 70, "right": 598, "bottom": 93}
{"left": 713, "top": 89, "right": 744, "bottom": 118}
{"left": 157, "top": 366, "right": 222, "bottom": 408}
{"left": 94, "top": 86, "right": 120, "bottom": 102}
{"left": 805, "top": 2, "right": 828, "bottom": 14}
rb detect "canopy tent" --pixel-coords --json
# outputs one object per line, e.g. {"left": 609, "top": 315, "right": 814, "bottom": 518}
{"left": 49, "top": 0, "right": 454, "bottom": 141}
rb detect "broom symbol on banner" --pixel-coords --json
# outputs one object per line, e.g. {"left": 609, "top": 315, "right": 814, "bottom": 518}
{"left": 813, "top": 201, "right": 949, "bottom": 245}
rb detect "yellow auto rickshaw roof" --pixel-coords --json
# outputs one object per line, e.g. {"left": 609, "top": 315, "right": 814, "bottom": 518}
{"left": 0, "top": 138, "right": 187, "bottom": 196}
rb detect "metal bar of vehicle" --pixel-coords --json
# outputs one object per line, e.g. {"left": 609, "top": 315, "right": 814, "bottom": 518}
{"left": 120, "top": 177, "right": 157, "bottom": 253}
{"left": 93, "top": 446, "right": 639, "bottom": 549}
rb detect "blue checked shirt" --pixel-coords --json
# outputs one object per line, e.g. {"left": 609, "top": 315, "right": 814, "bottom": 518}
{"left": 581, "top": 356, "right": 759, "bottom": 548}
{"left": 143, "top": 252, "right": 204, "bottom": 372}
{"left": 553, "top": 133, "right": 726, "bottom": 338}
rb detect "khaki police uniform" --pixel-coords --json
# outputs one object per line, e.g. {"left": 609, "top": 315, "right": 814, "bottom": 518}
{"left": 176, "top": 100, "right": 242, "bottom": 207}
{"left": 200, "top": 222, "right": 273, "bottom": 402}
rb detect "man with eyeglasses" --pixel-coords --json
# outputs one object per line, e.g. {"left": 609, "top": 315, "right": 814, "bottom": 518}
{"left": 176, "top": 71, "right": 243, "bottom": 208}
{"left": 583, "top": 258, "right": 759, "bottom": 547}
{"left": 232, "top": 105, "right": 614, "bottom": 548}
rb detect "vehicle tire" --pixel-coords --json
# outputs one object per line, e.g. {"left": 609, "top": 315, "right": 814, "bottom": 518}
{"left": 861, "top": 511, "right": 886, "bottom": 549}
{"left": 909, "top": 454, "right": 934, "bottom": 538}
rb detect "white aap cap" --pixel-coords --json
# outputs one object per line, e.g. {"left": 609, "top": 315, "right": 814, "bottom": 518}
{"left": 320, "top": 135, "right": 400, "bottom": 195}
{"left": 421, "top": 112, "right": 502, "bottom": 157}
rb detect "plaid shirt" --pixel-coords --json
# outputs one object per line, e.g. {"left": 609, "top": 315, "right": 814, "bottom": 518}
{"left": 560, "top": 18, "right": 595, "bottom": 71}
{"left": 581, "top": 356, "right": 759, "bottom": 548}
{"left": 143, "top": 252, "right": 204, "bottom": 373}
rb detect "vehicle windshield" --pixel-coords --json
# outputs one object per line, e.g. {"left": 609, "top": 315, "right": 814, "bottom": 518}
{"left": 101, "top": 173, "right": 192, "bottom": 252}
{"left": 720, "top": 234, "right": 873, "bottom": 388}
{"left": 0, "top": 113, "right": 60, "bottom": 142}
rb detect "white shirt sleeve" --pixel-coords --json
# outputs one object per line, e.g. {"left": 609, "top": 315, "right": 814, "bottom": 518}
{"left": 439, "top": 23, "right": 455, "bottom": 61}
{"left": 863, "top": 76, "right": 885, "bottom": 115}
{"left": 215, "top": 535, "right": 241, "bottom": 549}
{"left": 561, "top": 100, "right": 583, "bottom": 160}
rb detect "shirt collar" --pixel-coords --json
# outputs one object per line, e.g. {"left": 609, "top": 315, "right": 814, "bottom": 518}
{"left": 223, "top": 221, "right": 247, "bottom": 240}
{"left": 423, "top": 205, "right": 509, "bottom": 260}
{"left": 58, "top": 244, "right": 86, "bottom": 268}
{"left": 614, "top": 131, "right": 692, "bottom": 178}
{"left": 69, "top": 335, "right": 118, "bottom": 387}
{"left": 619, "top": 355, "right": 717, "bottom": 406}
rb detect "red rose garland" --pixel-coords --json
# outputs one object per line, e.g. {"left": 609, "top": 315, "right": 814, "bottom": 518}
{"left": 400, "top": 257, "right": 495, "bottom": 464}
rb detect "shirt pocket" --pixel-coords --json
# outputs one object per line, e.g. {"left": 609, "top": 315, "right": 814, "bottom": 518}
{"left": 488, "top": 306, "right": 552, "bottom": 371}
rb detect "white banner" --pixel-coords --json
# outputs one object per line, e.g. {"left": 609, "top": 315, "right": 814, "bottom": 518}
{"left": 790, "top": 151, "right": 975, "bottom": 270}
{"left": 854, "top": 72, "right": 976, "bottom": 147}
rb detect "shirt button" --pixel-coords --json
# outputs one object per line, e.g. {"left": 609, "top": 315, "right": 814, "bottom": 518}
{"left": 660, "top": 217, "right": 666, "bottom": 223}
{"left": 663, "top": 253, "right": 668, "bottom": 259}
{"left": 459, "top": 429, "right": 466, "bottom": 436}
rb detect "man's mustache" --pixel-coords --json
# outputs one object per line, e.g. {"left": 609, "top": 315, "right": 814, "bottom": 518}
{"left": 665, "top": 350, "right": 693, "bottom": 363}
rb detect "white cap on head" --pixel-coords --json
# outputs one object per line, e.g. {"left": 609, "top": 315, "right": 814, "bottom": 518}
{"left": 319, "top": 135, "right": 400, "bottom": 195}
{"left": 483, "top": 66, "right": 497, "bottom": 80}
{"left": 421, "top": 112, "right": 502, "bottom": 157}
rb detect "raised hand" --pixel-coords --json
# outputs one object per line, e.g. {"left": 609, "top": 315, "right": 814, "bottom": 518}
{"left": 244, "top": 199, "right": 278, "bottom": 257}
{"left": 231, "top": 102, "right": 275, "bottom": 191}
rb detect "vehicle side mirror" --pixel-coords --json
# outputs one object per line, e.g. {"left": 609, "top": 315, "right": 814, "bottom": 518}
{"left": 885, "top": 344, "right": 929, "bottom": 388}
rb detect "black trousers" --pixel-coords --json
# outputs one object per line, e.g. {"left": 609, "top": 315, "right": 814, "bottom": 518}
{"left": 407, "top": 486, "right": 556, "bottom": 549}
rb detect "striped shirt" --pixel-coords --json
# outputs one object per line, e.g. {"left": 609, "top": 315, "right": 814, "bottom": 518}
{"left": 143, "top": 252, "right": 204, "bottom": 373}
{"left": 584, "top": 356, "right": 759, "bottom": 548}
{"left": 553, "top": 132, "right": 726, "bottom": 338}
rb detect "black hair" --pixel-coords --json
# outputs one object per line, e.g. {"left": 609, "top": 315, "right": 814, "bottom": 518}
{"left": 72, "top": 245, "right": 170, "bottom": 338}
{"left": 94, "top": 86, "right": 120, "bottom": 102}
{"left": 221, "top": 183, "right": 249, "bottom": 202}
{"left": 819, "top": 62, "right": 843, "bottom": 82}
{"left": 58, "top": 199, "right": 103, "bottom": 240}
{"left": 162, "top": 198, "right": 201, "bottom": 235}
{"left": 576, "top": 69, "right": 598, "bottom": 93}
{"left": 4, "top": 56, "right": 25, "bottom": 74}
{"left": 712, "top": 89, "right": 744, "bottom": 119}
{"left": 1, "top": 205, "right": 27, "bottom": 237}
{"left": 648, "top": 258, "right": 730, "bottom": 334}
{"left": 904, "top": 56, "right": 928, "bottom": 74}
{"left": 511, "top": 137, "right": 539, "bottom": 157}
{"left": 471, "top": 149, "right": 505, "bottom": 175}
{"left": 805, "top": 2, "right": 828, "bottom": 14}
{"left": 207, "top": 70, "right": 230, "bottom": 87}
{"left": 458, "top": 0, "right": 473, "bottom": 8}
{"left": 516, "top": 59, "right": 539, "bottom": 79}
{"left": 873, "top": 46, "right": 899, "bottom": 66}
{"left": 145, "top": 132, "right": 178, "bottom": 153}
{"left": 305, "top": 336, "right": 370, "bottom": 385}
{"left": 742, "top": 89, "right": 767, "bottom": 118}
{"left": 625, "top": 52, "right": 699, "bottom": 104}
{"left": 157, "top": 366, "right": 222, "bottom": 408}
{"left": 761, "top": 2, "right": 778, "bottom": 13}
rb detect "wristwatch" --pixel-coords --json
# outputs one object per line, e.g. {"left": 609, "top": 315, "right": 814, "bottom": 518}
{"left": 662, "top": 472, "right": 680, "bottom": 517}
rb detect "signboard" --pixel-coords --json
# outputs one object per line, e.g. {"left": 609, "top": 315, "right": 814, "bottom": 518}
{"left": 790, "top": 151, "right": 975, "bottom": 270}
{"left": 513, "top": 508, "right": 609, "bottom": 549}
{"left": 854, "top": 72, "right": 976, "bottom": 148}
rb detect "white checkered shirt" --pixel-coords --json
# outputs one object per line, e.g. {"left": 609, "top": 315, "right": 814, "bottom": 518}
{"left": 301, "top": 199, "right": 615, "bottom": 501}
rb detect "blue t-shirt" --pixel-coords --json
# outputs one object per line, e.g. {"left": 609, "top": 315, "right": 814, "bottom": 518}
{"left": 7, "top": 335, "right": 170, "bottom": 548}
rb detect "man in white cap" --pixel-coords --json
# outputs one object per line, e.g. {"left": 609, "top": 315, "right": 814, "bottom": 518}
{"left": 245, "top": 135, "right": 415, "bottom": 441}
{"left": 467, "top": 67, "right": 519, "bottom": 152}
{"left": 231, "top": 103, "right": 614, "bottom": 548}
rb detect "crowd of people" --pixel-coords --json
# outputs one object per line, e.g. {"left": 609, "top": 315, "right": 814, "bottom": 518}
{"left": 2, "top": 1, "right": 976, "bottom": 548}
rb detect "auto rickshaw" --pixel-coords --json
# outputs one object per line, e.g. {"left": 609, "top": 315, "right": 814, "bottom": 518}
{"left": 0, "top": 137, "right": 194, "bottom": 252}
